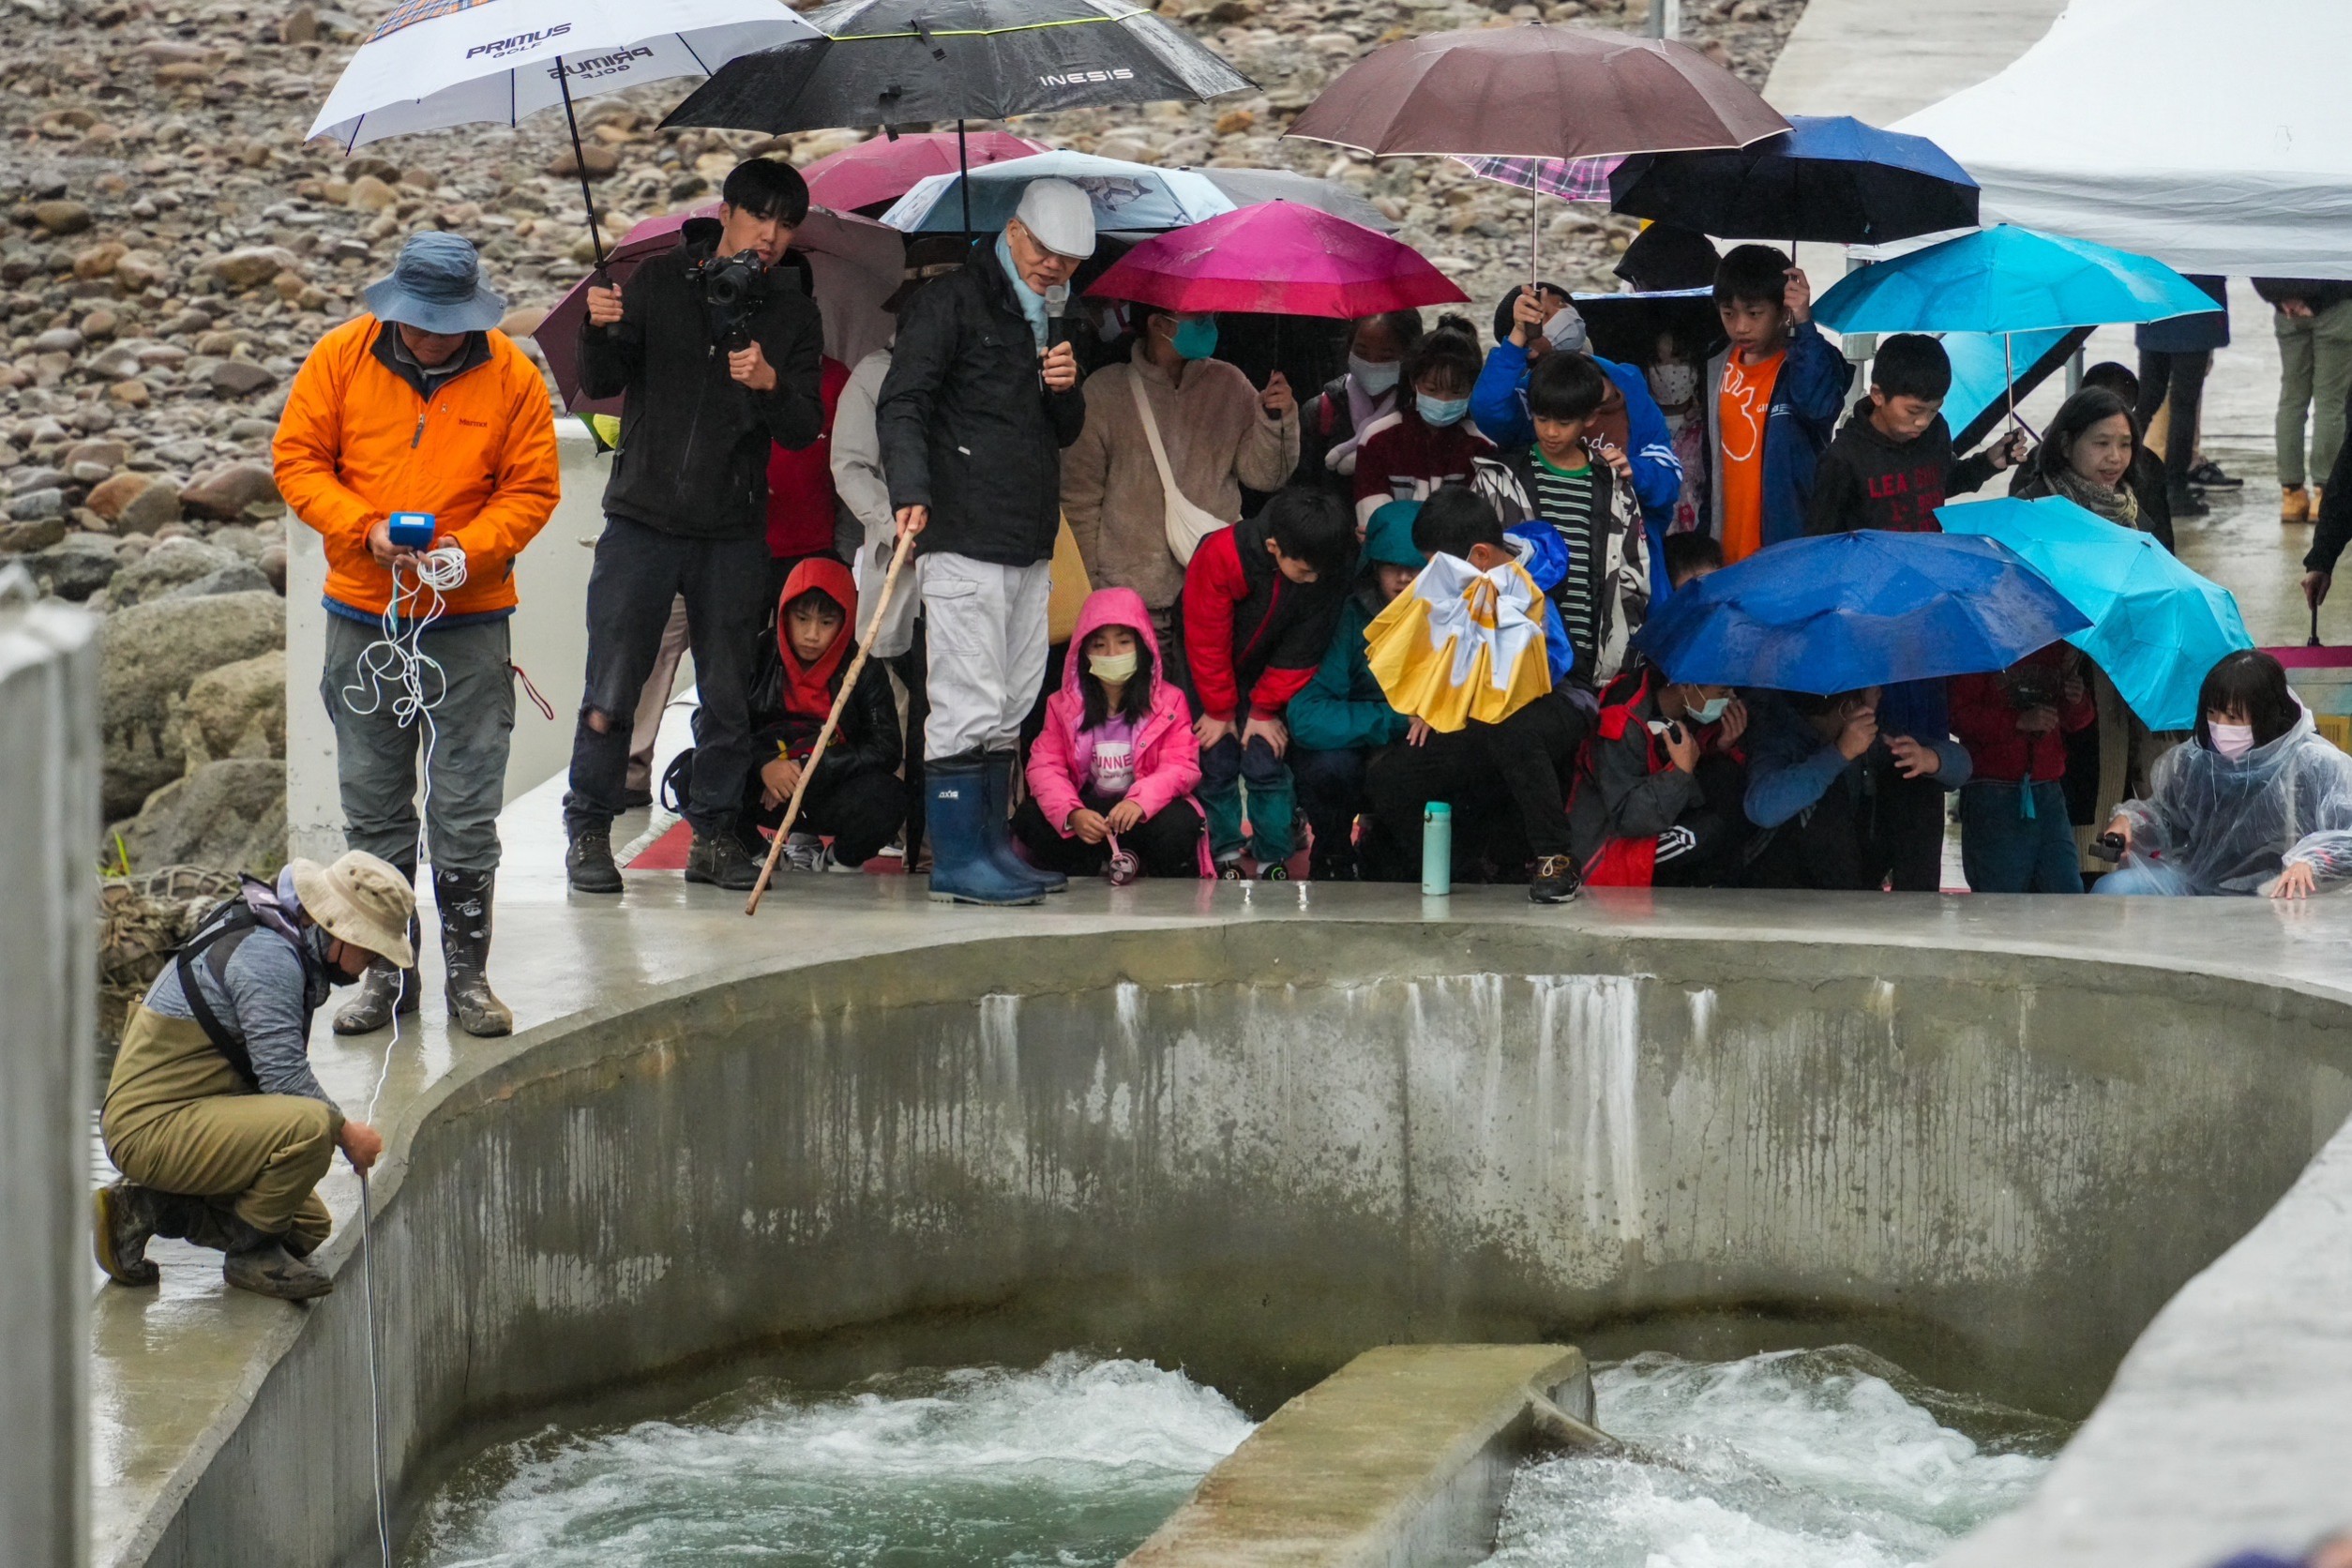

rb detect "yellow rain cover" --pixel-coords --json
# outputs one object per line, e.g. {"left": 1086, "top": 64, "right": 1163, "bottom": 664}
{"left": 1365, "top": 552, "right": 1553, "bottom": 732}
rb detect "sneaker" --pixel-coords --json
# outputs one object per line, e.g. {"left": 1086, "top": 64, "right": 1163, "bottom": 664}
{"left": 2284, "top": 485, "right": 2312, "bottom": 524}
{"left": 1529, "top": 854, "right": 1581, "bottom": 905}
{"left": 1216, "top": 858, "right": 1246, "bottom": 882}
{"left": 2169, "top": 487, "right": 2210, "bottom": 519}
{"left": 685, "top": 829, "right": 762, "bottom": 892}
{"left": 822, "top": 846, "right": 864, "bottom": 874}
{"left": 781, "top": 831, "right": 824, "bottom": 872}
{"left": 565, "top": 825, "right": 624, "bottom": 894}
{"left": 1259, "top": 862, "right": 1290, "bottom": 881}
{"left": 2187, "top": 460, "right": 2242, "bottom": 490}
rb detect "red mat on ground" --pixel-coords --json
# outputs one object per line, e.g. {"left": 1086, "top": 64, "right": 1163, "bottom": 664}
{"left": 622, "top": 819, "right": 906, "bottom": 875}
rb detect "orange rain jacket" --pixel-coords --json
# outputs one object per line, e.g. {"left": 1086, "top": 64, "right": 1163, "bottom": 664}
{"left": 274, "top": 316, "right": 560, "bottom": 619}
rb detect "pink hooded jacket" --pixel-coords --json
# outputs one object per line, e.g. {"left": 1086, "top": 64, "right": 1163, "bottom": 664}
{"left": 1027, "top": 587, "right": 1206, "bottom": 865}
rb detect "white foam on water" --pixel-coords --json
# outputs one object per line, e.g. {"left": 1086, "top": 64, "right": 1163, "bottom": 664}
{"left": 1486, "top": 1348, "right": 2068, "bottom": 1568}
{"left": 408, "top": 1353, "right": 1252, "bottom": 1568}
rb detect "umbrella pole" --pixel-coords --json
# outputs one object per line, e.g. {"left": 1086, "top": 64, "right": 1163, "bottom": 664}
{"left": 1528, "top": 186, "right": 1539, "bottom": 286}
{"left": 2004, "top": 332, "right": 2017, "bottom": 439}
{"left": 957, "top": 118, "right": 972, "bottom": 241}
{"left": 557, "top": 63, "right": 609, "bottom": 280}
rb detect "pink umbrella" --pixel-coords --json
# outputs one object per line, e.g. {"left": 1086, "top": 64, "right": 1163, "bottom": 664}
{"left": 1084, "top": 200, "right": 1468, "bottom": 319}
{"left": 804, "top": 130, "right": 1052, "bottom": 215}
{"left": 534, "top": 204, "right": 905, "bottom": 415}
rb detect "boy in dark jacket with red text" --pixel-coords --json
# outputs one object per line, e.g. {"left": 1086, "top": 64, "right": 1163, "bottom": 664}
{"left": 1807, "top": 334, "right": 2025, "bottom": 535}
{"left": 1182, "top": 487, "right": 1356, "bottom": 877}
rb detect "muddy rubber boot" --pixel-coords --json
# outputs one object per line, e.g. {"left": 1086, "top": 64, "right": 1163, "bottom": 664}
{"left": 926, "top": 757, "right": 1046, "bottom": 906}
{"left": 983, "top": 748, "right": 1064, "bottom": 895}
{"left": 435, "top": 867, "right": 512, "bottom": 1038}
{"left": 93, "top": 1181, "right": 165, "bottom": 1287}
{"left": 335, "top": 862, "right": 420, "bottom": 1034}
{"left": 566, "top": 823, "right": 624, "bottom": 894}
{"left": 222, "top": 1222, "right": 334, "bottom": 1301}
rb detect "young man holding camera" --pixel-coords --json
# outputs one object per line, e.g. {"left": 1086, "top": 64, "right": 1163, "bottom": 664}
{"left": 565, "top": 158, "right": 827, "bottom": 893}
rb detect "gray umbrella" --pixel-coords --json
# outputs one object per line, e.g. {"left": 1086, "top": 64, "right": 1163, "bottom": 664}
{"left": 1199, "top": 168, "right": 1398, "bottom": 234}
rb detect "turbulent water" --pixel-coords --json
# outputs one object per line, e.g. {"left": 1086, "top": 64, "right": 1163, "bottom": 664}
{"left": 406, "top": 1354, "right": 1253, "bottom": 1567}
{"left": 1486, "top": 1348, "right": 2071, "bottom": 1568}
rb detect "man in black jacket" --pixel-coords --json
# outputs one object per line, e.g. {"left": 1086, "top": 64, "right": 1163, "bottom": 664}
{"left": 880, "top": 178, "right": 1094, "bottom": 906}
{"left": 564, "top": 158, "right": 826, "bottom": 894}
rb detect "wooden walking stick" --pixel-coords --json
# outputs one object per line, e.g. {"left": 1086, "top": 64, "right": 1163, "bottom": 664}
{"left": 745, "top": 528, "right": 917, "bottom": 915}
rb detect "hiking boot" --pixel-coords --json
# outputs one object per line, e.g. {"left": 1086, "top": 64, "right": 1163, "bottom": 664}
{"left": 926, "top": 757, "right": 1046, "bottom": 906}
{"left": 223, "top": 1231, "right": 334, "bottom": 1302}
{"left": 566, "top": 824, "right": 624, "bottom": 894}
{"left": 685, "top": 825, "right": 762, "bottom": 892}
{"left": 436, "top": 867, "right": 511, "bottom": 1038}
{"left": 2284, "top": 485, "right": 2311, "bottom": 523}
{"left": 2187, "top": 459, "right": 2242, "bottom": 490}
{"left": 1529, "top": 854, "right": 1581, "bottom": 905}
{"left": 94, "top": 1181, "right": 165, "bottom": 1287}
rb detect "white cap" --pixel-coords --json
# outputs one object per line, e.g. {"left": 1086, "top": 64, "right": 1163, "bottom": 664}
{"left": 1542, "top": 304, "right": 1589, "bottom": 354}
{"left": 1012, "top": 178, "right": 1096, "bottom": 260}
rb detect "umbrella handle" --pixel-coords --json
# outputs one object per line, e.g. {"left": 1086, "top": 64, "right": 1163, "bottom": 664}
{"left": 2314, "top": 597, "right": 2324, "bottom": 648}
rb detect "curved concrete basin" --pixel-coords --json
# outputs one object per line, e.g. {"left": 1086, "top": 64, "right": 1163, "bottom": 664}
{"left": 91, "top": 888, "right": 2352, "bottom": 1568}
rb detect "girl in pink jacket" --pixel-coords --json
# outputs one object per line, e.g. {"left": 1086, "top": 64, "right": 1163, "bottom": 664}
{"left": 1015, "top": 586, "right": 1209, "bottom": 880}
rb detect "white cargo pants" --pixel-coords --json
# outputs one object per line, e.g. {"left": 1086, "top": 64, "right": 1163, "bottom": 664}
{"left": 919, "top": 550, "right": 1051, "bottom": 761}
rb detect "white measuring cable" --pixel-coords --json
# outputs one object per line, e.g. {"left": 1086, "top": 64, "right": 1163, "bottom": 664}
{"left": 339, "top": 538, "right": 467, "bottom": 1568}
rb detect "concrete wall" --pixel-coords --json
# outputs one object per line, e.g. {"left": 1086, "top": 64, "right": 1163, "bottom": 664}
{"left": 108, "top": 924, "right": 2352, "bottom": 1568}
{"left": 285, "top": 419, "right": 611, "bottom": 863}
{"left": 0, "top": 569, "right": 96, "bottom": 1568}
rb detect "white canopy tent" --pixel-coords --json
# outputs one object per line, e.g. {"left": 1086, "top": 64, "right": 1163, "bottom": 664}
{"left": 1895, "top": 0, "right": 2352, "bottom": 279}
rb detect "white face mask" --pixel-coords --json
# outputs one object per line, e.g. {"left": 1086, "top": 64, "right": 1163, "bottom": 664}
{"left": 1349, "top": 354, "right": 1401, "bottom": 396}
{"left": 1649, "top": 363, "right": 1698, "bottom": 406}
{"left": 2208, "top": 720, "right": 2256, "bottom": 760}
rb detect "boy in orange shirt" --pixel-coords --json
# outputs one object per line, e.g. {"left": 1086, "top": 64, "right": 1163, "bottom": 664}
{"left": 1706, "top": 244, "right": 1852, "bottom": 563}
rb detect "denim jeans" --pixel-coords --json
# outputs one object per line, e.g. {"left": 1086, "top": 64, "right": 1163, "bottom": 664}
{"left": 1959, "top": 780, "right": 2083, "bottom": 894}
{"left": 2090, "top": 859, "right": 2197, "bottom": 896}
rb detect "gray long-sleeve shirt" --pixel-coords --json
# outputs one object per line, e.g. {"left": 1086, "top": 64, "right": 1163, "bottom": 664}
{"left": 142, "top": 926, "right": 339, "bottom": 1111}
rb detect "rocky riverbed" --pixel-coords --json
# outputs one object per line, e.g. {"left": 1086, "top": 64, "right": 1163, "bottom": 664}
{"left": 5, "top": 0, "right": 1801, "bottom": 1018}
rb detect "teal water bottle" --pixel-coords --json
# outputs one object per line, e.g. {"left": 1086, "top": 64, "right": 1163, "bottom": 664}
{"left": 1422, "top": 802, "right": 1453, "bottom": 896}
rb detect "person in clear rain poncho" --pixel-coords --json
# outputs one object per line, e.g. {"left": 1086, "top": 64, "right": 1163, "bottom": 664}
{"left": 2097, "top": 650, "right": 2352, "bottom": 897}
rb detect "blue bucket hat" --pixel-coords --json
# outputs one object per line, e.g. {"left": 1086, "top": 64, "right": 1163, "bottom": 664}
{"left": 364, "top": 233, "right": 505, "bottom": 335}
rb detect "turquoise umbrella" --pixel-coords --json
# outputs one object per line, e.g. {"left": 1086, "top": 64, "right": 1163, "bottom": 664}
{"left": 1937, "top": 495, "right": 2254, "bottom": 731}
{"left": 1814, "top": 224, "right": 2220, "bottom": 335}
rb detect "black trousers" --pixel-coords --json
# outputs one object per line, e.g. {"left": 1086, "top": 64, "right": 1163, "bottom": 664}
{"left": 566, "top": 516, "right": 770, "bottom": 837}
{"left": 2135, "top": 348, "right": 2210, "bottom": 493}
{"left": 1743, "top": 762, "right": 1945, "bottom": 892}
{"left": 1289, "top": 745, "right": 1369, "bottom": 873}
{"left": 1648, "top": 752, "right": 1752, "bottom": 888}
{"left": 742, "top": 761, "right": 907, "bottom": 867}
{"left": 1366, "top": 690, "right": 1589, "bottom": 875}
{"left": 1011, "top": 795, "right": 1202, "bottom": 878}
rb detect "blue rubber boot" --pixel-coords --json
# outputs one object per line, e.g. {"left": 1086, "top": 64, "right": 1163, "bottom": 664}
{"left": 986, "top": 748, "right": 1065, "bottom": 895}
{"left": 927, "top": 757, "right": 1046, "bottom": 906}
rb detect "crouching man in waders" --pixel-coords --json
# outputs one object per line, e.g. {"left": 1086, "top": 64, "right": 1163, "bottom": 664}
{"left": 94, "top": 852, "right": 411, "bottom": 1301}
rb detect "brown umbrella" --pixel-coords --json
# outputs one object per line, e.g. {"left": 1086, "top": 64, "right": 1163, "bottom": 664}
{"left": 1285, "top": 24, "right": 1788, "bottom": 160}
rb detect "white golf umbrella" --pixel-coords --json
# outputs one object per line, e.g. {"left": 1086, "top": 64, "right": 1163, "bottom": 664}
{"left": 309, "top": 0, "right": 823, "bottom": 266}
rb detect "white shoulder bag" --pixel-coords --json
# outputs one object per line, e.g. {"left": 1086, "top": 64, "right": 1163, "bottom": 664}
{"left": 1127, "top": 372, "right": 1230, "bottom": 567}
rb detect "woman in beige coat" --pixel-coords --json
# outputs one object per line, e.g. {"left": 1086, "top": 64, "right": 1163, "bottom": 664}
{"left": 1061, "top": 307, "right": 1301, "bottom": 649}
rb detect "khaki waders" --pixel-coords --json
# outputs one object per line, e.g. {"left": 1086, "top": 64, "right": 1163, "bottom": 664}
{"left": 101, "top": 1002, "right": 339, "bottom": 1252}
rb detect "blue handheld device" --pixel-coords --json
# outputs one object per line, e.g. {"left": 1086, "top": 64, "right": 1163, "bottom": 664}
{"left": 386, "top": 511, "right": 436, "bottom": 549}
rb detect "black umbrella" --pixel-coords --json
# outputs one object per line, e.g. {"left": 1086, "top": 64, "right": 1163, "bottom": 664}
{"left": 1608, "top": 114, "right": 1979, "bottom": 247}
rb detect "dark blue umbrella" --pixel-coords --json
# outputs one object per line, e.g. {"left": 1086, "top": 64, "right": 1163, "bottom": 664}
{"left": 1635, "top": 531, "right": 2089, "bottom": 694}
{"left": 1608, "top": 114, "right": 1978, "bottom": 246}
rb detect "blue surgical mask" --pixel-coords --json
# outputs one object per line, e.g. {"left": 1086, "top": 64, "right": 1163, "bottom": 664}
{"left": 1690, "top": 694, "right": 1731, "bottom": 725}
{"left": 1349, "top": 353, "right": 1401, "bottom": 396}
{"left": 1170, "top": 318, "right": 1219, "bottom": 361}
{"left": 1417, "top": 392, "right": 1470, "bottom": 428}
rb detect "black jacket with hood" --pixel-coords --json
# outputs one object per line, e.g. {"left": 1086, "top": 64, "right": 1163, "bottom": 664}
{"left": 1806, "top": 400, "right": 2003, "bottom": 535}
{"left": 877, "top": 240, "right": 1088, "bottom": 567}
{"left": 578, "top": 244, "right": 826, "bottom": 540}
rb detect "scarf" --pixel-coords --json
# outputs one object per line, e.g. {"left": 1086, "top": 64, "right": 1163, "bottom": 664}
{"left": 1325, "top": 374, "right": 1400, "bottom": 476}
{"left": 2047, "top": 464, "right": 2141, "bottom": 529}
{"left": 994, "top": 232, "right": 1048, "bottom": 350}
{"left": 775, "top": 556, "right": 859, "bottom": 729}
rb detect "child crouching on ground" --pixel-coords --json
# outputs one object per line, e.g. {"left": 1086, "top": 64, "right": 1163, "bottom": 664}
{"left": 1568, "top": 659, "right": 1750, "bottom": 887}
{"left": 1016, "top": 587, "right": 1206, "bottom": 881}
{"left": 1183, "top": 486, "right": 1356, "bottom": 879}
{"left": 741, "top": 559, "right": 906, "bottom": 872}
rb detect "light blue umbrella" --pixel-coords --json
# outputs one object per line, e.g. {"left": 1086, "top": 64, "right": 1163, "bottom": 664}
{"left": 1937, "top": 495, "right": 2254, "bottom": 731}
{"left": 879, "top": 149, "right": 1235, "bottom": 237}
{"left": 1814, "top": 223, "right": 2220, "bottom": 336}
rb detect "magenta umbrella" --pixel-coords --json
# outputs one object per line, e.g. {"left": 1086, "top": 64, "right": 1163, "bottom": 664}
{"left": 804, "top": 129, "right": 1052, "bottom": 216}
{"left": 1084, "top": 200, "right": 1468, "bottom": 318}
{"left": 534, "top": 204, "right": 904, "bottom": 414}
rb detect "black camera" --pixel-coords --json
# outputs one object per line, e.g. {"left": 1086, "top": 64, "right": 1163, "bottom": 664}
{"left": 679, "top": 217, "right": 768, "bottom": 352}
{"left": 2089, "top": 831, "right": 2127, "bottom": 863}
{"left": 2002, "top": 665, "right": 2061, "bottom": 712}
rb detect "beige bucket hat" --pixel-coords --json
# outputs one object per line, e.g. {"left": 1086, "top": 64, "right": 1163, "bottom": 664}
{"left": 288, "top": 852, "right": 415, "bottom": 969}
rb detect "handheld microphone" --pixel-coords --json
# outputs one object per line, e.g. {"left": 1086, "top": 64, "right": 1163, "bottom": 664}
{"left": 1044, "top": 282, "right": 1072, "bottom": 352}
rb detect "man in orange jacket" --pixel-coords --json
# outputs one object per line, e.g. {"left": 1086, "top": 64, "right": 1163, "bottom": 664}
{"left": 274, "top": 234, "right": 559, "bottom": 1039}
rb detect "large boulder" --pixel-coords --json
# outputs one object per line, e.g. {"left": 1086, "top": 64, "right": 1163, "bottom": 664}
{"left": 179, "top": 462, "right": 279, "bottom": 520}
{"left": 101, "top": 590, "right": 283, "bottom": 817}
{"left": 108, "top": 538, "right": 246, "bottom": 608}
{"left": 176, "top": 649, "right": 285, "bottom": 767}
{"left": 113, "top": 760, "right": 287, "bottom": 881}
{"left": 25, "top": 533, "right": 122, "bottom": 601}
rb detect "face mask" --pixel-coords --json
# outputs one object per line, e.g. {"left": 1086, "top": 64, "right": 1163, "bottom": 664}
{"left": 1089, "top": 650, "right": 1138, "bottom": 685}
{"left": 1649, "top": 363, "right": 1697, "bottom": 406}
{"left": 1417, "top": 392, "right": 1470, "bottom": 428}
{"left": 2209, "top": 720, "right": 2256, "bottom": 760}
{"left": 1169, "top": 318, "right": 1219, "bottom": 361}
{"left": 1689, "top": 693, "right": 1731, "bottom": 725}
{"left": 309, "top": 927, "right": 368, "bottom": 987}
{"left": 1542, "top": 308, "right": 1588, "bottom": 353}
{"left": 1349, "top": 354, "right": 1401, "bottom": 396}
